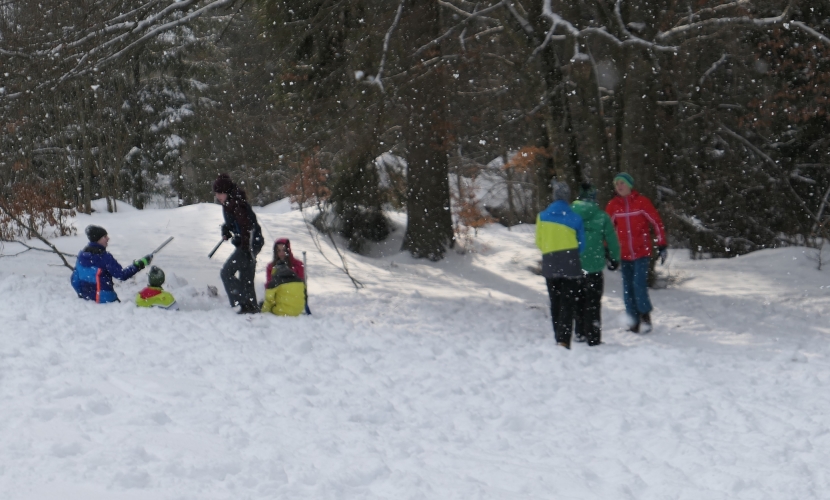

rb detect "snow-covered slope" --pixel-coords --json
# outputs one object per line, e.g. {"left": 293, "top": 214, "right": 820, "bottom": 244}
{"left": 1, "top": 202, "right": 828, "bottom": 499}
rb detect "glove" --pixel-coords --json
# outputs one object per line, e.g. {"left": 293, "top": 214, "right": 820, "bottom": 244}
{"left": 230, "top": 235, "right": 241, "bottom": 247}
{"left": 134, "top": 254, "right": 153, "bottom": 270}
{"left": 604, "top": 247, "right": 619, "bottom": 271}
{"left": 658, "top": 246, "right": 668, "bottom": 265}
{"left": 221, "top": 223, "right": 232, "bottom": 241}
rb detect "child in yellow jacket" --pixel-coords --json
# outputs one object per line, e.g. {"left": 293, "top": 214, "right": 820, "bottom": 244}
{"left": 136, "top": 266, "right": 179, "bottom": 310}
{"left": 261, "top": 261, "right": 305, "bottom": 316}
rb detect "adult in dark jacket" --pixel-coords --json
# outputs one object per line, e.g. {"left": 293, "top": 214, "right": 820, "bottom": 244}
{"left": 571, "top": 183, "right": 621, "bottom": 346}
{"left": 535, "top": 181, "right": 586, "bottom": 349}
{"left": 70, "top": 225, "right": 152, "bottom": 303}
{"left": 213, "top": 173, "right": 264, "bottom": 314}
{"left": 605, "top": 173, "right": 667, "bottom": 333}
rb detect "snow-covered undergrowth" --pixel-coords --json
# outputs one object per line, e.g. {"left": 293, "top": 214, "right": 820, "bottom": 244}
{"left": 1, "top": 201, "right": 829, "bottom": 499}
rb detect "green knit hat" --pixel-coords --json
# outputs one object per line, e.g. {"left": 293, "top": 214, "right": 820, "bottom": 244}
{"left": 613, "top": 172, "right": 634, "bottom": 189}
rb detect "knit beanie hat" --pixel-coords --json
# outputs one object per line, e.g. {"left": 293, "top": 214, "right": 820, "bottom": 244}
{"left": 613, "top": 172, "right": 634, "bottom": 189}
{"left": 148, "top": 266, "right": 165, "bottom": 287}
{"left": 578, "top": 182, "right": 597, "bottom": 201}
{"left": 212, "top": 173, "right": 235, "bottom": 194}
{"left": 85, "top": 225, "right": 108, "bottom": 242}
{"left": 551, "top": 181, "right": 571, "bottom": 202}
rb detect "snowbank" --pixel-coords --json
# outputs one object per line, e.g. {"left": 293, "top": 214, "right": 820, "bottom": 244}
{"left": 0, "top": 205, "right": 828, "bottom": 499}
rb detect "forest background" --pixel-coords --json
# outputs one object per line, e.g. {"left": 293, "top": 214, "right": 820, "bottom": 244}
{"left": 1, "top": 0, "right": 829, "bottom": 262}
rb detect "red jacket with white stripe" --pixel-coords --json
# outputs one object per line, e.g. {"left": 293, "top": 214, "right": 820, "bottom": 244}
{"left": 605, "top": 190, "right": 667, "bottom": 261}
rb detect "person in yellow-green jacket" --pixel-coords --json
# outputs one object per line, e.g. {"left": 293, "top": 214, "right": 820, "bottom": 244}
{"left": 536, "top": 181, "right": 585, "bottom": 349}
{"left": 261, "top": 260, "right": 306, "bottom": 317}
{"left": 136, "top": 266, "right": 179, "bottom": 311}
{"left": 571, "top": 183, "right": 620, "bottom": 346}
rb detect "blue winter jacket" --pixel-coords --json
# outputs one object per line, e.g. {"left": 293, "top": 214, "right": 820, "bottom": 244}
{"left": 70, "top": 243, "right": 140, "bottom": 303}
{"left": 535, "top": 200, "right": 586, "bottom": 278}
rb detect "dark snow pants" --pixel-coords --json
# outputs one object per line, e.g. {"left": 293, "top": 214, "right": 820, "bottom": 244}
{"left": 545, "top": 277, "right": 581, "bottom": 346}
{"left": 575, "top": 272, "right": 604, "bottom": 346}
{"left": 221, "top": 247, "right": 257, "bottom": 309}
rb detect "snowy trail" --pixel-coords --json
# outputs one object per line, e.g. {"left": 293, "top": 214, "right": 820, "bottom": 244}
{"left": 1, "top": 202, "right": 829, "bottom": 499}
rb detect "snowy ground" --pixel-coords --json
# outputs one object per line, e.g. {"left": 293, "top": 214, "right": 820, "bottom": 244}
{"left": 1, "top": 201, "right": 829, "bottom": 499}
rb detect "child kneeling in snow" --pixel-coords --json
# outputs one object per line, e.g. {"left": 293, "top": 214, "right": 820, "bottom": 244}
{"left": 136, "top": 266, "right": 179, "bottom": 310}
{"left": 261, "top": 260, "right": 305, "bottom": 317}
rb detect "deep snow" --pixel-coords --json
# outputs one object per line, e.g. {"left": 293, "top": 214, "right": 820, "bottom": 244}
{"left": 0, "top": 201, "right": 829, "bottom": 499}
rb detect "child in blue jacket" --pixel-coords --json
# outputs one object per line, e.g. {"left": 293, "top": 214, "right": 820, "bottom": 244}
{"left": 71, "top": 225, "right": 152, "bottom": 303}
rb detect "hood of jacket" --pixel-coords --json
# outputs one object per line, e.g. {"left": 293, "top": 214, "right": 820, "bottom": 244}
{"left": 274, "top": 238, "right": 293, "bottom": 258}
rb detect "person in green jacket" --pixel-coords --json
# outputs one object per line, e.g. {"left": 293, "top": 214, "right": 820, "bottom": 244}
{"left": 136, "top": 266, "right": 179, "bottom": 310}
{"left": 571, "top": 183, "right": 621, "bottom": 346}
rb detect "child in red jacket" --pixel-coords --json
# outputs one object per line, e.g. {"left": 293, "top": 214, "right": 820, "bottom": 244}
{"left": 605, "top": 173, "right": 667, "bottom": 333}
{"left": 264, "top": 238, "right": 304, "bottom": 287}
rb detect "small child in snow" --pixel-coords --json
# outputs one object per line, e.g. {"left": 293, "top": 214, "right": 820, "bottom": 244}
{"left": 261, "top": 239, "right": 305, "bottom": 317}
{"left": 136, "top": 266, "right": 179, "bottom": 310}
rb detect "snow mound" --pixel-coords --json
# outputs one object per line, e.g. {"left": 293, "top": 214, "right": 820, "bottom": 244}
{"left": 258, "top": 197, "right": 295, "bottom": 214}
{"left": 90, "top": 198, "right": 138, "bottom": 213}
{"left": 1, "top": 204, "right": 829, "bottom": 499}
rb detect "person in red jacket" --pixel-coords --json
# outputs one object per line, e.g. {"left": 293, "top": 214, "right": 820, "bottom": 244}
{"left": 264, "top": 238, "right": 305, "bottom": 286}
{"left": 605, "top": 173, "right": 667, "bottom": 333}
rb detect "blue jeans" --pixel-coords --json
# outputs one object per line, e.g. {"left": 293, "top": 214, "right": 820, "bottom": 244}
{"left": 621, "top": 257, "right": 652, "bottom": 322}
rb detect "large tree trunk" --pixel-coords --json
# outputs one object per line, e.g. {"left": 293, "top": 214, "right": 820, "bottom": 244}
{"left": 565, "top": 53, "right": 611, "bottom": 189}
{"left": 618, "top": 0, "right": 661, "bottom": 201}
{"left": 400, "top": 0, "right": 454, "bottom": 260}
{"left": 619, "top": 48, "right": 658, "bottom": 200}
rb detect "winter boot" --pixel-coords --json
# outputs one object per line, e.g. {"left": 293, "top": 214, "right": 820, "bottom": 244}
{"left": 628, "top": 316, "right": 640, "bottom": 333}
{"left": 640, "top": 313, "right": 652, "bottom": 333}
{"left": 557, "top": 341, "right": 571, "bottom": 350}
{"left": 237, "top": 303, "right": 259, "bottom": 314}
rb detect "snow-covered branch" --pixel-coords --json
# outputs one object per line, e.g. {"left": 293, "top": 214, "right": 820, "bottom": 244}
{"left": 699, "top": 53, "right": 729, "bottom": 85}
{"left": 541, "top": 0, "right": 678, "bottom": 54}
{"left": 672, "top": 0, "right": 751, "bottom": 28}
{"left": 414, "top": 0, "right": 506, "bottom": 58}
{"left": 371, "top": 0, "right": 406, "bottom": 93}
{"left": 791, "top": 21, "right": 830, "bottom": 47}
{"left": 438, "top": 0, "right": 500, "bottom": 24}
{"left": 504, "top": 0, "right": 535, "bottom": 38}
{"left": 656, "top": 1, "right": 793, "bottom": 43}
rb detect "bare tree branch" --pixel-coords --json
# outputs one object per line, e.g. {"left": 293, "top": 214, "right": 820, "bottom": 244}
{"left": 541, "top": 0, "right": 679, "bottom": 53}
{"left": 717, "top": 122, "right": 819, "bottom": 223}
{"left": 700, "top": 53, "right": 729, "bottom": 85}
{"left": 0, "top": 239, "right": 76, "bottom": 258}
{"left": 372, "top": 0, "right": 406, "bottom": 93}
{"left": 414, "top": 0, "right": 506, "bottom": 58}
{"left": 673, "top": 0, "right": 751, "bottom": 28}
{"left": 438, "top": 0, "right": 500, "bottom": 23}
{"left": 656, "top": 0, "right": 793, "bottom": 43}
{"left": 791, "top": 21, "right": 830, "bottom": 46}
{"left": 0, "top": 206, "right": 75, "bottom": 271}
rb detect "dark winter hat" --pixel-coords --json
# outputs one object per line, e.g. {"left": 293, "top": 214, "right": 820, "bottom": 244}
{"left": 578, "top": 183, "right": 597, "bottom": 201}
{"left": 551, "top": 181, "right": 571, "bottom": 202}
{"left": 613, "top": 172, "right": 634, "bottom": 189}
{"left": 148, "top": 266, "right": 165, "bottom": 287}
{"left": 85, "top": 225, "right": 108, "bottom": 242}
{"left": 212, "top": 173, "right": 235, "bottom": 194}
